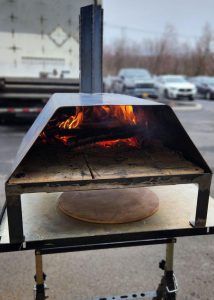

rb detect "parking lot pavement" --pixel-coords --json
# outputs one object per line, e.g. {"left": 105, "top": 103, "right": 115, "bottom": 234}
{"left": 0, "top": 100, "right": 214, "bottom": 300}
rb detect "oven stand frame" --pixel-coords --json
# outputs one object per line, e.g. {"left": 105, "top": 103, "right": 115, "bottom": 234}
{"left": 5, "top": 172, "right": 212, "bottom": 244}
{"left": 33, "top": 239, "right": 177, "bottom": 300}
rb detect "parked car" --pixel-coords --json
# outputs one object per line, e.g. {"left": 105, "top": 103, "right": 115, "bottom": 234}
{"left": 189, "top": 76, "right": 214, "bottom": 100}
{"left": 112, "top": 68, "right": 158, "bottom": 98}
{"left": 156, "top": 75, "right": 196, "bottom": 100}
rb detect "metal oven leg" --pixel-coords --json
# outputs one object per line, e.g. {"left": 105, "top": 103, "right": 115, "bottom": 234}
{"left": 194, "top": 174, "right": 212, "bottom": 227}
{"left": 6, "top": 194, "right": 24, "bottom": 243}
{"left": 154, "top": 239, "right": 178, "bottom": 300}
{"left": 34, "top": 250, "right": 48, "bottom": 300}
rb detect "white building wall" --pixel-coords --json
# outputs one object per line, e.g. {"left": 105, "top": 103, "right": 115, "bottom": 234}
{"left": 0, "top": 32, "right": 79, "bottom": 78}
{"left": 0, "top": 0, "right": 96, "bottom": 78}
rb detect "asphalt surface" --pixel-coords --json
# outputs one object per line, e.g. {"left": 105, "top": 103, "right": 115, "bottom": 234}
{"left": 0, "top": 99, "right": 214, "bottom": 300}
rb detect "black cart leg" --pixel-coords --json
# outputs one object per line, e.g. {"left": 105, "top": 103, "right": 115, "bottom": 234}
{"left": 34, "top": 250, "right": 48, "bottom": 300}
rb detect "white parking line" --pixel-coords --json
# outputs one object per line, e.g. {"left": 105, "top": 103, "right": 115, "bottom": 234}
{"left": 172, "top": 103, "right": 202, "bottom": 111}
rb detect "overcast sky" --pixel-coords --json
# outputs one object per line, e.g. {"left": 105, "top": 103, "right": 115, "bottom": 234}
{"left": 103, "top": 0, "right": 214, "bottom": 45}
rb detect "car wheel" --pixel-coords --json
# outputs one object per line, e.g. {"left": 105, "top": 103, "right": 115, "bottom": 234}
{"left": 205, "top": 91, "right": 211, "bottom": 100}
{"left": 188, "top": 96, "right": 194, "bottom": 101}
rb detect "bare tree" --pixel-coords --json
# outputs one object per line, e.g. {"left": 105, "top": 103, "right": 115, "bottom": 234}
{"left": 103, "top": 23, "right": 214, "bottom": 77}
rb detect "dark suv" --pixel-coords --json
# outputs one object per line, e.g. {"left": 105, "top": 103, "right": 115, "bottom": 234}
{"left": 190, "top": 76, "right": 214, "bottom": 100}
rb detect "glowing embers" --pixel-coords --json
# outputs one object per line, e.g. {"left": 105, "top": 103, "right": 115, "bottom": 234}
{"left": 41, "top": 105, "right": 146, "bottom": 149}
{"left": 96, "top": 137, "right": 139, "bottom": 148}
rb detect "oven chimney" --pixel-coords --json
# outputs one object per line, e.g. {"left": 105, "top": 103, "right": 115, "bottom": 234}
{"left": 80, "top": 4, "right": 103, "bottom": 93}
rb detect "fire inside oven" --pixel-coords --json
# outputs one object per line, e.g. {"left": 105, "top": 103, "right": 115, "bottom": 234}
{"left": 34, "top": 104, "right": 188, "bottom": 172}
{"left": 40, "top": 105, "right": 152, "bottom": 149}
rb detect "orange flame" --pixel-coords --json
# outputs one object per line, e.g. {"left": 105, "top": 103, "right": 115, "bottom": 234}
{"left": 58, "top": 105, "right": 137, "bottom": 130}
{"left": 59, "top": 108, "right": 84, "bottom": 129}
{"left": 110, "top": 105, "right": 136, "bottom": 125}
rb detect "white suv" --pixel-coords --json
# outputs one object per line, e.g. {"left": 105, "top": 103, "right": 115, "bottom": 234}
{"left": 156, "top": 75, "right": 197, "bottom": 100}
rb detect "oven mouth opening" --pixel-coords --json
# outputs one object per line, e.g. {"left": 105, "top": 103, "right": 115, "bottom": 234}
{"left": 11, "top": 104, "right": 204, "bottom": 187}
{"left": 38, "top": 104, "right": 156, "bottom": 151}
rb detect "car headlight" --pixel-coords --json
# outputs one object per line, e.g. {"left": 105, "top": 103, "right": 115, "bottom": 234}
{"left": 169, "top": 87, "right": 177, "bottom": 91}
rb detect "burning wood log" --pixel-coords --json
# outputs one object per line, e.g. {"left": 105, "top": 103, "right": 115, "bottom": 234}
{"left": 45, "top": 124, "right": 145, "bottom": 137}
{"left": 41, "top": 124, "right": 153, "bottom": 148}
{"left": 65, "top": 125, "right": 144, "bottom": 148}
